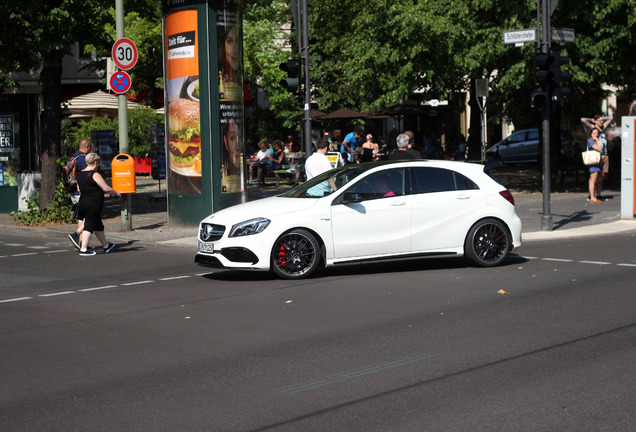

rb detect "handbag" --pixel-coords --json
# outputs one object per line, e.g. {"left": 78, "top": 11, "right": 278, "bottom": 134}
{"left": 582, "top": 148, "right": 600, "bottom": 166}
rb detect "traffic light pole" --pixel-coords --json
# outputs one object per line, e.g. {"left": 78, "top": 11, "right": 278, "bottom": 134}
{"left": 301, "top": 0, "right": 312, "bottom": 156}
{"left": 539, "top": 0, "right": 553, "bottom": 231}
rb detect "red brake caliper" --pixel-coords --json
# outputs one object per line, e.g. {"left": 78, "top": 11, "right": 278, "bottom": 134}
{"left": 277, "top": 242, "right": 288, "bottom": 268}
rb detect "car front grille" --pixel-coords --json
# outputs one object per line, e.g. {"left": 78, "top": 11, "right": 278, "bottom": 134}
{"left": 199, "top": 223, "right": 225, "bottom": 242}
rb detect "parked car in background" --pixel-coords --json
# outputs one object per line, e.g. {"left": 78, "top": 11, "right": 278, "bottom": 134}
{"left": 195, "top": 160, "right": 522, "bottom": 279}
{"left": 486, "top": 129, "right": 540, "bottom": 164}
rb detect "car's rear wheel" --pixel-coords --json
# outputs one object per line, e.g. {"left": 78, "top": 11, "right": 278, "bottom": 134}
{"left": 271, "top": 229, "right": 321, "bottom": 279}
{"left": 464, "top": 218, "right": 510, "bottom": 267}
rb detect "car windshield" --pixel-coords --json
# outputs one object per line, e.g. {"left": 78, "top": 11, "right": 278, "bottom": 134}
{"left": 279, "top": 165, "right": 372, "bottom": 198}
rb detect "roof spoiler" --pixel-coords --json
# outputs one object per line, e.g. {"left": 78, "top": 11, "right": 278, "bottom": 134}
{"left": 483, "top": 158, "right": 501, "bottom": 173}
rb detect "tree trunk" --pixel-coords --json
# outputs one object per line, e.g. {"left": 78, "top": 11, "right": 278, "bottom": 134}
{"left": 39, "top": 55, "right": 63, "bottom": 208}
{"left": 466, "top": 79, "right": 482, "bottom": 161}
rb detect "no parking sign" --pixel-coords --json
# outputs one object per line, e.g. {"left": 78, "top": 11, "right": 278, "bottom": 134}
{"left": 109, "top": 71, "right": 132, "bottom": 95}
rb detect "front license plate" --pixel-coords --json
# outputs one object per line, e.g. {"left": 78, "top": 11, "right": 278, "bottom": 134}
{"left": 198, "top": 242, "right": 214, "bottom": 252}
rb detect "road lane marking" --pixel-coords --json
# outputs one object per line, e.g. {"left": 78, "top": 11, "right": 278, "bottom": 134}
{"left": 617, "top": 263, "right": 636, "bottom": 267}
{"left": 541, "top": 258, "right": 573, "bottom": 262}
{"left": 12, "top": 253, "right": 38, "bottom": 257}
{"left": 159, "top": 275, "right": 192, "bottom": 281}
{"left": 579, "top": 260, "right": 611, "bottom": 265}
{"left": 39, "top": 291, "right": 76, "bottom": 297}
{"left": 122, "top": 280, "right": 154, "bottom": 286}
{"left": 0, "top": 297, "right": 33, "bottom": 303}
{"left": 78, "top": 285, "right": 118, "bottom": 292}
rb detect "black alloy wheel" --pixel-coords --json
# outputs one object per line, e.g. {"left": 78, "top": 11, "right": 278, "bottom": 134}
{"left": 271, "top": 229, "right": 321, "bottom": 279}
{"left": 464, "top": 218, "right": 510, "bottom": 267}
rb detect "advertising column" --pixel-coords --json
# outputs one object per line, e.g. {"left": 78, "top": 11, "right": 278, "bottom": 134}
{"left": 165, "top": 9, "right": 202, "bottom": 196}
{"left": 163, "top": 0, "right": 244, "bottom": 226}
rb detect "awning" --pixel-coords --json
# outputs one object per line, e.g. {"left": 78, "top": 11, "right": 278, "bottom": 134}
{"left": 63, "top": 90, "right": 144, "bottom": 118}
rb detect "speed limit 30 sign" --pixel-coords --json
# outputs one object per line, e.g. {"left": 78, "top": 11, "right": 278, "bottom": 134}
{"left": 111, "top": 38, "right": 138, "bottom": 70}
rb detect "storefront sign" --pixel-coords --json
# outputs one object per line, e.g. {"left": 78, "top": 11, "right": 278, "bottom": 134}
{"left": 0, "top": 115, "right": 15, "bottom": 152}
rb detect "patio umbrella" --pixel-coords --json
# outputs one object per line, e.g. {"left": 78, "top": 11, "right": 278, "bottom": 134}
{"left": 64, "top": 90, "right": 144, "bottom": 118}
{"left": 320, "top": 108, "right": 368, "bottom": 120}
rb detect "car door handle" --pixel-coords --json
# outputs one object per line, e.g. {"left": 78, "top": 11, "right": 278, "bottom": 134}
{"left": 456, "top": 195, "right": 471, "bottom": 200}
{"left": 391, "top": 201, "right": 407, "bottom": 206}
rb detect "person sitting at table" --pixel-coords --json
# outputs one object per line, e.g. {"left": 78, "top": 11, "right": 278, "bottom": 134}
{"left": 256, "top": 140, "right": 286, "bottom": 185}
{"left": 247, "top": 139, "right": 273, "bottom": 186}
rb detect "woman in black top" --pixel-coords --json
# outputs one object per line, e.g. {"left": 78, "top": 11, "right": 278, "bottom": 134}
{"left": 76, "top": 153, "right": 121, "bottom": 256}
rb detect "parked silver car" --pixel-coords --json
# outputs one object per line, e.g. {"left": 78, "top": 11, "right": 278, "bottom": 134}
{"left": 486, "top": 129, "right": 539, "bottom": 164}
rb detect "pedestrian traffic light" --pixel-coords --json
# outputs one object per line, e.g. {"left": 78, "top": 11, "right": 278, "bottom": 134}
{"left": 531, "top": 52, "right": 555, "bottom": 110}
{"left": 279, "top": 57, "right": 302, "bottom": 94}
{"left": 549, "top": 52, "right": 571, "bottom": 102}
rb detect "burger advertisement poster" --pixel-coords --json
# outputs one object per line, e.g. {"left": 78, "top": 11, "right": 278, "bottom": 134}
{"left": 166, "top": 9, "right": 202, "bottom": 195}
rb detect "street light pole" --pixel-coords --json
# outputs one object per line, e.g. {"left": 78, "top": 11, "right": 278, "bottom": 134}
{"left": 539, "top": 0, "right": 553, "bottom": 231}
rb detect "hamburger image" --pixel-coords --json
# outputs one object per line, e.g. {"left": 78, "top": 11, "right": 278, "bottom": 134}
{"left": 168, "top": 98, "right": 201, "bottom": 169}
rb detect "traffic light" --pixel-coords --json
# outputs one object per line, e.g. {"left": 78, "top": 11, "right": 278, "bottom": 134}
{"left": 531, "top": 52, "right": 555, "bottom": 110}
{"left": 549, "top": 51, "right": 570, "bottom": 102}
{"left": 279, "top": 57, "right": 302, "bottom": 94}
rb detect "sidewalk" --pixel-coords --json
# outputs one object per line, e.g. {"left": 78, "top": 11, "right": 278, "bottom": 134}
{"left": 1, "top": 169, "right": 634, "bottom": 248}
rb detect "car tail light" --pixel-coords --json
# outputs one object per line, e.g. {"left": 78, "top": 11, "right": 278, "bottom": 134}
{"left": 499, "top": 190, "right": 515, "bottom": 205}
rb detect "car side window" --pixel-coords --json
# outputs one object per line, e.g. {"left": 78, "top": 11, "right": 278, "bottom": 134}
{"left": 527, "top": 129, "right": 539, "bottom": 140}
{"left": 348, "top": 169, "right": 405, "bottom": 200}
{"left": 411, "top": 167, "right": 478, "bottom": 193}
{"left": 508, "top": 131, "right": 525, "bottom": 143}
{"left": 454, "top": 172, "right": 478, "bottom": 190}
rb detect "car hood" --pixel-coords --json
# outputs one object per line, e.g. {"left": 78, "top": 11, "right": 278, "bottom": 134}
{"left": 200, "top": 196, "right": 320, "bottom": 223}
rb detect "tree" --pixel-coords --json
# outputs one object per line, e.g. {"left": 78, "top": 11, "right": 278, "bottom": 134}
{"left": 243, "top": 0, "right": 303, "bottom": 136}
{"left": 2, "top": 0, "right": 111, "bottom": 207}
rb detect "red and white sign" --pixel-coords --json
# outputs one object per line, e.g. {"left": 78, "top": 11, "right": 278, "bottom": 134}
{"left": 109, "top": 71, "right": 132, "bottom": 94}
{"left": 111, "top": 38, "right": 138, "bottom": 70}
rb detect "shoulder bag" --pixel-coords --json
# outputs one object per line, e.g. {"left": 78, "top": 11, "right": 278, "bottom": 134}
{"left": 582, "top": 148, "right": 600, "bottom": 166}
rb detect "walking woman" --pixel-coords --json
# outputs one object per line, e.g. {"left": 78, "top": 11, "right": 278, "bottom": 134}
{"left": 587, "top": 128, "right": 603, "bottom": 204}
{"left": 76, "top": 153, "right": 121, "bottom": 256}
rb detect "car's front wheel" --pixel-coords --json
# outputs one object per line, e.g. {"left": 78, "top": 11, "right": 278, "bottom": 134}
{"left": 464, "top": 218, "right": 510, "bottom": 267}
{"left": 271, "top": 229, "right": 321, "bottom": 279}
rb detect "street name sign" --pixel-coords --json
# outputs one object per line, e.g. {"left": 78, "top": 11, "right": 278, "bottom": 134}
{"left": 504, "top": 28, "right": 537, "bottom": 45}
{"left": 111, "top": 38, "right": 138, "bottom": 70}
{"left": 551, "top": 28, "right": 575, "bottom": 44}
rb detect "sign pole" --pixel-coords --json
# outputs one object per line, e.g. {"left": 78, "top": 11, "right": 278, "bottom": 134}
{"left": 115, "top": 0, "right": 132, "bottom": 231}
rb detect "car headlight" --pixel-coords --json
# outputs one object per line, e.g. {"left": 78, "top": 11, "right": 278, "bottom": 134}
{"left": 229, "top": 217, "right": 270, "bottom": 237}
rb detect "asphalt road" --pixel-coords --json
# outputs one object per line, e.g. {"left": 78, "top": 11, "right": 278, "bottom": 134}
{"left": 1, "top": 231, "right": 634, "bottom": 431}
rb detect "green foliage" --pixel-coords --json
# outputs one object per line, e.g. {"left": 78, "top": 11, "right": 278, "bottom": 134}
{"left": 63, "top": 108, "right": 161, "bottom": 158}
{"left": 12, "top": 182, "right": 75, "bottom": 226}
{"left": 127, "top": 108, "right": 163, "bottom": 157}
{"left": 65, "top": 116, "right": 118, "bottom": 156}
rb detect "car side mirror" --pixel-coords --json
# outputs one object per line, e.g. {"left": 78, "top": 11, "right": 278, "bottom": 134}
{"left": 341, "top": 192, "right": 363, "bottom": 204}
